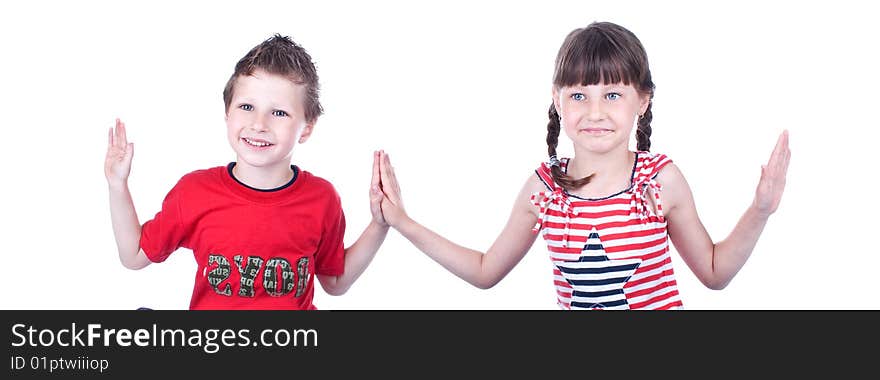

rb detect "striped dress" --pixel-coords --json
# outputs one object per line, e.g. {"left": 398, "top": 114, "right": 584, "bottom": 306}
{"left": 531, "top": 152, "right": 684, "bottom": 310}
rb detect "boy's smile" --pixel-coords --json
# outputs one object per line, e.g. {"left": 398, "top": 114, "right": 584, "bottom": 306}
{"left": 225, "top": 69, "right": 314, "bottom": 187}
{"left": 242, "top": 137, "right": 274, "bottom": 149}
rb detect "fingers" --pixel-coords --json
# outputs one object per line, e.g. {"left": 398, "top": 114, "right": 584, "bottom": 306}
{"left": 370, "top": 152, "right": 383, "bottom": 202}
{"left": 113, "top": 119, "right": 121, "bottom": 147}
{"left": 372, "top": 150, "right": 381, "bottom": 191}
{"left": 771, "top": 130, "right": 789, "bottom": 162}
{"left": 781, "top": 130, "right": 791, "bottom": 174}
{"left": 113, "top": 118, "right": 123, "bottom": 148}
{"left": 383, "top": 151, "right": 399, "bottom": 189}
{"left": 379, "top": 150, "right": 401, "bottom": 203}
{"left": 378, "top": 150, "right": 391, "bottom": 193}
{"left": 383, "top": 152, "right": 397, "bottom": 191}
{"left": 118, "top": 119, "right": 128, "bottom": 146}
{"left": 770, "top": 130, "right": 791, "bottom": 178}
{"left": 386, "top": 155, "right": 400, "bottom": 193}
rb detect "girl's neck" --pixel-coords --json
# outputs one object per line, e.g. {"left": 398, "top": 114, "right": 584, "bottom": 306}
{"left": 567, "top": 148, "right": 635, "bottom": 194}
{"left": 232, "top": 160, "right": 295, "bottom": 190}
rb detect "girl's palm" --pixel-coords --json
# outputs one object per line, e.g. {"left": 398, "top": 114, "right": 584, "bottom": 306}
{"left": 754, "top": 130, "right": 790, "bottom": 216}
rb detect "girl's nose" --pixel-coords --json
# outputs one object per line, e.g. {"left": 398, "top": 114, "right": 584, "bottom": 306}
{"left": 586, "top": 100, "right": 605, "bottom": 121}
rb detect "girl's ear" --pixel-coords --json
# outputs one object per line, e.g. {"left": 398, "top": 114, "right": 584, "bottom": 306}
{"left": 552, "top": 87, "right": 560, "bottom": 114}
{"left": 639, "top": 94, "right": 651, "bottom": 115}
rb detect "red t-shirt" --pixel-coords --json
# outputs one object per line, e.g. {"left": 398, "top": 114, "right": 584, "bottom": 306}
{"left": 140, "top": 164, "right": 345, "bottom": 310}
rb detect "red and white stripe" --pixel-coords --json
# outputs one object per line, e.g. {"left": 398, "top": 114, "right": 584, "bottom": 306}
{"left": 533, "top": 152, "right": 683, "bottom": 310}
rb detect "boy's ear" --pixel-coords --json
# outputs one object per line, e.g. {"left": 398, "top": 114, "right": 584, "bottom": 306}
{"left": 298, "top": 122, "right": 316, "bottom": 144}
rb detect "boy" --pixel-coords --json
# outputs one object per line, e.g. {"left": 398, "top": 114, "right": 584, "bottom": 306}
{"left": 105, "top": 34, "right": 388, "bottom": 309}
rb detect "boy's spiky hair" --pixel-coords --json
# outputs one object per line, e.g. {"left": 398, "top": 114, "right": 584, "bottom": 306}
{"left": 222, "top": 34, "right": 323, "bottom": 122}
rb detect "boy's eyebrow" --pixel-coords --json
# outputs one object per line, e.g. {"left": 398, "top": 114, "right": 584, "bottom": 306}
{"left": 233, "top": 97, "right": 298, "bottom": 111}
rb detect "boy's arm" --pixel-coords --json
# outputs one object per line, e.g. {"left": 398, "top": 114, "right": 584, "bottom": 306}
{"left": 106, "top": 119, "right": 151, "bottom": 270}
{"left": 316, "top": 151, "right": 389, "bottom": 295}
{"left": 316, "top": 220, "right": 389, "bottom": 296}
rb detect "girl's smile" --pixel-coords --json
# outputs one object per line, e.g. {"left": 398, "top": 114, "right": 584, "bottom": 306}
{"left": 579, "top": 127, "right": 614, "bottom": 135}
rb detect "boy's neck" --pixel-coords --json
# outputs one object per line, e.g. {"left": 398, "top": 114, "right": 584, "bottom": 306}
{"left": 232, "top": 161, "right": 295, "bottom": 190}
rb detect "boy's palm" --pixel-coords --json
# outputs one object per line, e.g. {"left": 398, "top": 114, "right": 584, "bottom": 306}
{"left": 105, "top": 118, "right": 133, "bottom": 187}
{"left": 377, "top": 151, "right": 407, "bottom": 227}
{"left": 370, "top": 151, "right": 388, "bottom": 226}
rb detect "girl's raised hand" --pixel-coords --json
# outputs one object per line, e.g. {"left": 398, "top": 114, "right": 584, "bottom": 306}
{"left": 753, "top": 130, "right": 790, "bottom": 217}
{"left": 104, "top": 118, "right": 134, "bottom": 188}
{"left": 370, "top": 150, "right": 388, "bottom": 226}
{"left": 377, "top": 150, "right": 408, "bottom": 227}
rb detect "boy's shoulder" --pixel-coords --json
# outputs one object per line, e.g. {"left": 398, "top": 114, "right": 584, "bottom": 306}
{"left": 296, "top": 167, "right": 339, "bottom": 194}
{"left": 176, "top": 165, "right": 228, "bottom": 186}
{"left": 169, "top": 165, "right": 341, "bottom": 203}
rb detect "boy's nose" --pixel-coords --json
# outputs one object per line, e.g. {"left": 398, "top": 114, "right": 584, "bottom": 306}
{"left": 249, "top": 115, "right": 269, "bottom": 132}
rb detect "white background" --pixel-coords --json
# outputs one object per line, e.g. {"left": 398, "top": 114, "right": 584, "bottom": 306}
{"left": 1, "top": 0, "right": 877, "bottom": 310}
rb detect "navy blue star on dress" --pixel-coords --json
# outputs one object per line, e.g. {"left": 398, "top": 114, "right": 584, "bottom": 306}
{"left": 555, "top": 228, "right": 642, "bottom": 310}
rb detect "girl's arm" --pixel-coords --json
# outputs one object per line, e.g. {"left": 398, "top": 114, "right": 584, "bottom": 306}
{"left": 105, "top": 119, "right": 152, "bottom": 270}
{"left": 317, "top": 151, "right": 390, "bottom": 295}
{"left": 662, "top": 131, "right": 790, "bottom": 289}
{"left": 376, "top": 151, "right": 542, "bottom": 289}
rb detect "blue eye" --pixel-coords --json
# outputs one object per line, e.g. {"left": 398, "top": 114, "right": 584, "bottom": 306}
{"left": 606, "top": 93, "right": 621, "bottom": 101}
{"left": 272, "top": 110, "right": 289, "bottom": 117}
{"left": 571, "top": 93, "right": 586, "bottom": 101}
{"left": 239, "top": 104, "right": 253, "bottom": 111}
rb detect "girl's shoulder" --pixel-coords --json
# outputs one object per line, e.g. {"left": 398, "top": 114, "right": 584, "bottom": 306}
{"left": 533, "top": 156, "right": 571, "bottom": 192}
{"left": 532, "top": 152, "right": 674, "bottom": 185}
{"left": 634, "top": 151, "right": 673, "bottom": 181}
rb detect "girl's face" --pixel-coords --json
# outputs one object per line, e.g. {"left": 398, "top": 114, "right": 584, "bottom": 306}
{"left": 553, "top": 82, "right": 650, "bottom": 154}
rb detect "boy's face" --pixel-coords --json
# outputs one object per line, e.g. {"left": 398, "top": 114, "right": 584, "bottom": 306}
{"left": 225, "top": 69, "right": 314, "bottom": 171}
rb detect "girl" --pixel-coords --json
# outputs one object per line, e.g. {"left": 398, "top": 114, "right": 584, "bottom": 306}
{"left": 374, "top": 21, "right": 790, "bottom": 310}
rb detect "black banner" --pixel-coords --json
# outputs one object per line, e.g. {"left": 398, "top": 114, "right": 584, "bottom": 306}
{"left": 3, "top": 310, "right": 877, "bottom": 377}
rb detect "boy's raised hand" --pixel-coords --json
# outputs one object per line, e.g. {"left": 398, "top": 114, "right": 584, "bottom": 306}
{"left": 104, "top": 119, "right": 134, "bottom": 186}
{"left": 370, "top": 150, "right": 388, "bottom": 226}
{"left": 377, "top": 150, "right": 408, "bottom": 227}
{"left": 104, "top": 118, "right": 134, "bottom": 188}
{"left": 753, "top": 130, "right": 790, "bottom": 218}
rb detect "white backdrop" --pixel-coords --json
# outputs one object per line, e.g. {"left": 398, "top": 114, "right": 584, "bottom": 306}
{"left": 2, "top": 0, "right": 877, "bottom": 310}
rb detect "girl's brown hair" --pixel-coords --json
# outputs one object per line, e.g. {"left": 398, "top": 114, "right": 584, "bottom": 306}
{"left": 547, "top": 22, "right": 655, "bottom": 191}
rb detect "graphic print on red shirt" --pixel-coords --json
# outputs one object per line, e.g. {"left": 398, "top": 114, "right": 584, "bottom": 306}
{"left": 139, "top": 164, "right": 345, "bottom": 310}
